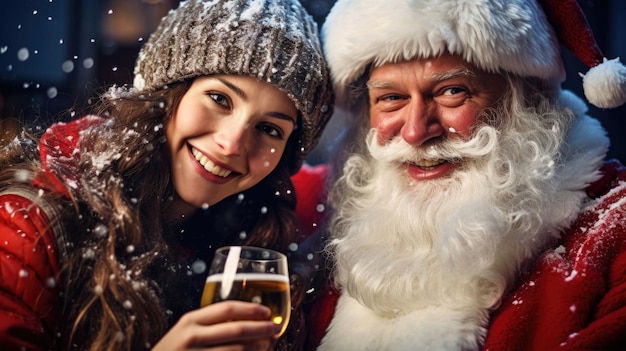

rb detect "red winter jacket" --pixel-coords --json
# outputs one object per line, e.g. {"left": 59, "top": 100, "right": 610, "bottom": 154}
{"left": 292, "top": 162, "right": 626, "bottom": 351}
{"left": 0, "top": 117, "right": 103, "bottom": 350}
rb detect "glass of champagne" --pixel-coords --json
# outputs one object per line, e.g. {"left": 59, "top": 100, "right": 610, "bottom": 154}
{"left": 200, "top": 246, "right": 291, "bottom": 336}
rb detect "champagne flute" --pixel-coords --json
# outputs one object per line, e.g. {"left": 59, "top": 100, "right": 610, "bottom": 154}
{"left": 200, "top": 246, "right": 291, "bottom": 336}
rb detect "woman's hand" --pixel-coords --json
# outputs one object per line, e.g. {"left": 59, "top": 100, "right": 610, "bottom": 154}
{"left": 152, "top": 300, "right": 281, "bottom": 351}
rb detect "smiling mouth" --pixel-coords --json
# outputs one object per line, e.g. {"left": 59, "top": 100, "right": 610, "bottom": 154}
{"left": 411, "top": 159, "right": 447, "bottom": 170}
{"left": 190, "top": 146, "right": 232, "bottom": 178}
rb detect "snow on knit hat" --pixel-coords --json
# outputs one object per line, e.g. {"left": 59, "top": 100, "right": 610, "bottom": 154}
{"left": 133, "top": 0, "right": 333, "bottom": 172}
{"left": 322, "top": 0, "right": 626, "bottom": 110}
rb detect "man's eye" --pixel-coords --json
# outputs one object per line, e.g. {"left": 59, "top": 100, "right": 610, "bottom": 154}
{"left": 377, "top": 94, "right": 403, "bottom": 102}
{"left": 441, "top": 87, "right": 466, "bottom": 96}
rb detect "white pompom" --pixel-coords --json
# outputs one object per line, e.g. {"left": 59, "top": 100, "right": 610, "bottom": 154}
{"left": 581, "top": 57, "right": 626, "bottom": 109}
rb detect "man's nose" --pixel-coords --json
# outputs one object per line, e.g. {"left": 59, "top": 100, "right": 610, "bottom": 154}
{"left": 376, "top": 97, "right": 444, "bottom": 146}
{"left": 402, "top": 97, "right": 446, "bottom": 146}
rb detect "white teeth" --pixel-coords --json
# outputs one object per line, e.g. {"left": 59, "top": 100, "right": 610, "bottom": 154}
{"left": 191, "top": 147, "right": 232, "bottom": 177}
{"left": 414, "top": 159, "right": 446, "bottom": 168}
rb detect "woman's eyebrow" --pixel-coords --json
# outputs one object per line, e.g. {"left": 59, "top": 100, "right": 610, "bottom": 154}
{"left": 268, "top": 112, "right": 297, "bottom": 124}
{"left": 214, "top": 77, "right": 296, "bottom": 124}
{"left": 216, "top": 77, "right": 247, "bottom": 100}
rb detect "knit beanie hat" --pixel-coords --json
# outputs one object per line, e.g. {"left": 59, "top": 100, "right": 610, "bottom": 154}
{"left": 322, "top": 0, "right": 626, "bottom": 110}
{"left": 133, "top": 0, "right": 333, "bottom": 172}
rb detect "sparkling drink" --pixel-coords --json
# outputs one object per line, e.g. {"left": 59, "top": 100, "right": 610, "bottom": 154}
{"left": 201, "top": 273, "right": 291, "bottom": 335}
{"left": 201, "top": 246, "right": 291, "bottom": 336}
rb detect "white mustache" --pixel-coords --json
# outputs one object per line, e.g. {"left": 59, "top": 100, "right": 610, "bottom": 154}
{"left": 366, "top": 126, "right": 499, "bottom": 164}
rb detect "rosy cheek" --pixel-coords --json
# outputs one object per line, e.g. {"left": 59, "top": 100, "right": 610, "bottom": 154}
{"left": 454, "top": 112, "right": 481, "bottom": 138}
{"left": 370, "top": 115, "right": 395, "bottom": 144}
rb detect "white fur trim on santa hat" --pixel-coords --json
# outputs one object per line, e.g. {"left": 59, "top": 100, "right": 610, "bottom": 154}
{"left": 322, "top": 0, "right": 565, "bottom": 107}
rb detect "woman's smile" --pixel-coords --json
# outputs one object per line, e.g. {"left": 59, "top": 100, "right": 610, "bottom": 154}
{"left": 190, "top": 144, "right": 236, "bottom": 178}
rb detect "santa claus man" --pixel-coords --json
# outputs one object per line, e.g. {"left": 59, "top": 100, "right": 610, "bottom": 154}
{"left": 292, "top": 0, "right": 626, "bottom": 349}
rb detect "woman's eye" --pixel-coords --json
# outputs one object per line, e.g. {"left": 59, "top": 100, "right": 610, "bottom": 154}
{"left": 257, "top": 124, "right": 283, "bottom": 139}
{"left": 208, "top": 92, "right": 229, "bottom": 107}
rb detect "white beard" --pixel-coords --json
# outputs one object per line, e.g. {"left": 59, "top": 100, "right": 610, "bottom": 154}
{"left": 319, "top": 91, "right": 609, "bottom": 351}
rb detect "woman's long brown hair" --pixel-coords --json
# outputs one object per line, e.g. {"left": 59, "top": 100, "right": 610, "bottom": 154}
{"left": 0, "top": 80, "right": 309, "bottom": 350}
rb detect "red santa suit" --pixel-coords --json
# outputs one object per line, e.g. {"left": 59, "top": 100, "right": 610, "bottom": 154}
{"left": 301, "top": 0, "right": 626, "bottom": 348}
{"left": 293, "top": 160, "right": 626, "bottom": 350}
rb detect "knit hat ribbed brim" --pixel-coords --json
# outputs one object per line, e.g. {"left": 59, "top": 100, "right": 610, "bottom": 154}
{"left": 134, "top": 0, "right": 334, "bottom": 172}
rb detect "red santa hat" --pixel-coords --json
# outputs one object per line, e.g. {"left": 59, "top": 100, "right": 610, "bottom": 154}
{"left": 322, "top": 0, "right": 626, "bottom": 109}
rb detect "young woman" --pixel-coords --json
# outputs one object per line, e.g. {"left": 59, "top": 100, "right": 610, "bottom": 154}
{"left": 0, "top": 0, "right": 333, "bottom": 350}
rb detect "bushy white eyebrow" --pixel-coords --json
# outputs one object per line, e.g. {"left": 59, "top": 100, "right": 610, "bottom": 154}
{"left": 366, "top": 67, "right": 477, "bottom": 90}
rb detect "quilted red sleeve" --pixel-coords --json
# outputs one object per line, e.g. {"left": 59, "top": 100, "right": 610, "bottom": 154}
{"left": 0, "top": 194, "right": 62, "bottom": 351}
{"left": 36, "top": 115, "right": 104, "bottom": 195}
